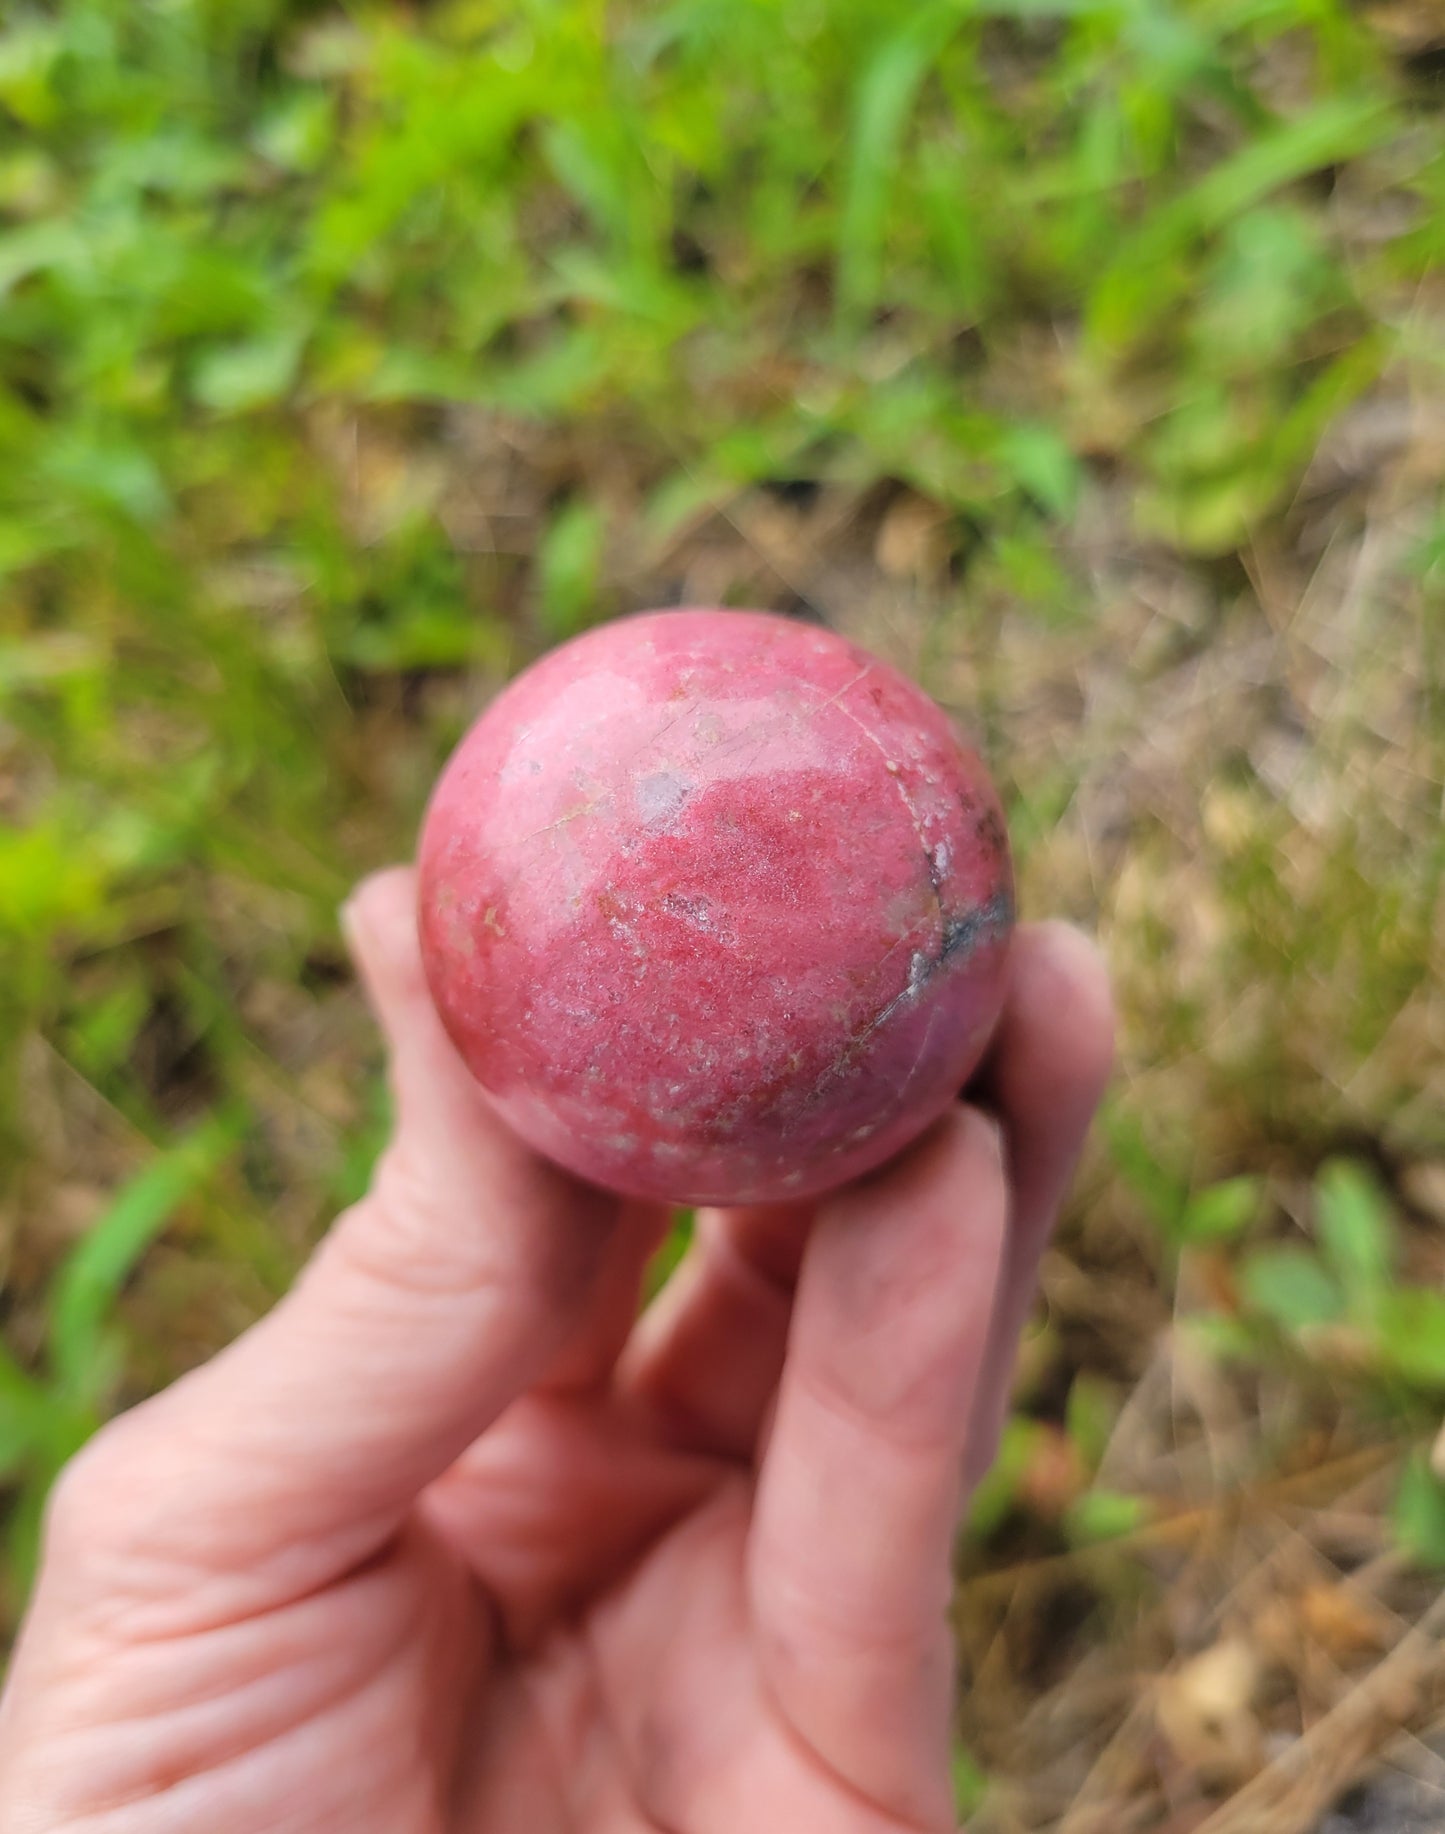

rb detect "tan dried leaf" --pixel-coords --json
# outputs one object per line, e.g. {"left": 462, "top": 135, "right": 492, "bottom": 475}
{"left": 1156, "top": 1640, "right": 1265, "bottom": 1786}
{"left": 1403, "top": 1161, "right": 1445, "bottom": 1229}
{"left": 874, "top": 493, "right": 951, "bottom": 582}
{"left": 1297, "top": 1583, "right": 1389, "bottom": 1662}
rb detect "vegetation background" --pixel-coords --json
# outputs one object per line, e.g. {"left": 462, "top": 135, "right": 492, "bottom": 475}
{"left": 1, "top": 1, "right": 1442, "bottom": 1826}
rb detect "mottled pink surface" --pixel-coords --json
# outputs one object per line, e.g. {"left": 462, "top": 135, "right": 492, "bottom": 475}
{"left": 417, "top": 610, "right": 1014, "bottom": 1205}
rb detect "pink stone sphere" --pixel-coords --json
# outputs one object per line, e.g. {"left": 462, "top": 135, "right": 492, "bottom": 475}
{"left": 417, "top": 609, "right": 1014, "bottom": 1206}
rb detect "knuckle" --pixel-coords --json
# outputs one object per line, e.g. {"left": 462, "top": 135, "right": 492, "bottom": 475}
{"left": 43, "top": 1412, "right": 155, "bottom": 1565}
{"left": 336, "top": 1150, "right": 506, "bottom": 1300}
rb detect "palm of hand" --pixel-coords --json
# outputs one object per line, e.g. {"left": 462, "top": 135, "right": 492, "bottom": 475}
{"left": 224, "top": 1396, "right": 947, "bottom": 1834}
{"left": 0, "top": 871, "right": 1110, "bottom": 1834}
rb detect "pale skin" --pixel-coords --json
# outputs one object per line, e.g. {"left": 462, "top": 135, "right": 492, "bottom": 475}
{"left": 0, "top": 868, "right": 1113, "bottom": 1833}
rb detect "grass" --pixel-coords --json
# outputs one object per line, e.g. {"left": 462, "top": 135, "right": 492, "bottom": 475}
{"left": 1, "top": 0, "right": 1443, "bottom": 1825}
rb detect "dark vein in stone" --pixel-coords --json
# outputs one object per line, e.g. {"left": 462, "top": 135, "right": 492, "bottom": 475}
{"left": 806, "top": 886, "right": 1015, "bottom": 1100}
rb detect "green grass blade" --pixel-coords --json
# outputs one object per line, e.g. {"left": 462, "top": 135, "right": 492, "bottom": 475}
{"left": 1315, "top": 1158, "right": 1396, "bottom": 1308}
{"left": 644, "top": 1209, "right": 695, "bottom": 1304}
{"left": 49, "top": 1111, "right": 245, "bottom": 1402}
{"left": 1086, "top": 96, "right": 1393, "bottom": 351}
{"left": 0, "top": 1339, "right": 49, "bottom": 1479}
{"left": 836, "top": 0, "right": 964, "bottom": 333}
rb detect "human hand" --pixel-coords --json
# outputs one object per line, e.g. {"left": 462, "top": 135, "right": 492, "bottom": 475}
{"left": 0, "top": 867, "right": 1112, "bottom": 1833}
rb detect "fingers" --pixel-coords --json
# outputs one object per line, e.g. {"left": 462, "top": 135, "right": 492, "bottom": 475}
{"left": 623, "top": 920, "right": 1112, "bottom": 1476}
{"left": 60, "top": 869, "right": 646, "bottom": 1597}
{"left": 964, "top": 922, "right": 1114, "bottom": 1487}
{"left": 422, "top": 1395, "right": 723, "bottom": 1652}
{"left": 748, "top": 1108, "right": 1007, "bottom": 1830}
{"left": 620, "top": 1203, "right": 812, "bottom": 1458}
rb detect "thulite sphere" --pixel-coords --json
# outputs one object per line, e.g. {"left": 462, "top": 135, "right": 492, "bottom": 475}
{"left": 417, "top": 609, "right": 1014, "bottom": 1206}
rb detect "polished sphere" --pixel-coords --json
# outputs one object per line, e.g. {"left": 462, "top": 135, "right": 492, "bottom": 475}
{"left": 418, "top": 609, "right": 1014, "bottom": 1205}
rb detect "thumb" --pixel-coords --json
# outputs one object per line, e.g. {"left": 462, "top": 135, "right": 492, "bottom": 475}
{"left": 54, "top": 869, "right": 629, "bottom": 1601}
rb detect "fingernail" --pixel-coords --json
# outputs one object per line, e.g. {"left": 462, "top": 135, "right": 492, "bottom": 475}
{"left": 338, "top": 892, "right": 370, "bottom": 964}
{"left": 960, "top": 1106, "right": 1005, "bottom": 1170}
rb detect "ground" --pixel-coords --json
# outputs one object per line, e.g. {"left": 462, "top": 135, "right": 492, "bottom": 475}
{"left": 0, "top": 3, "right": 1443, "bottom": 1829}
